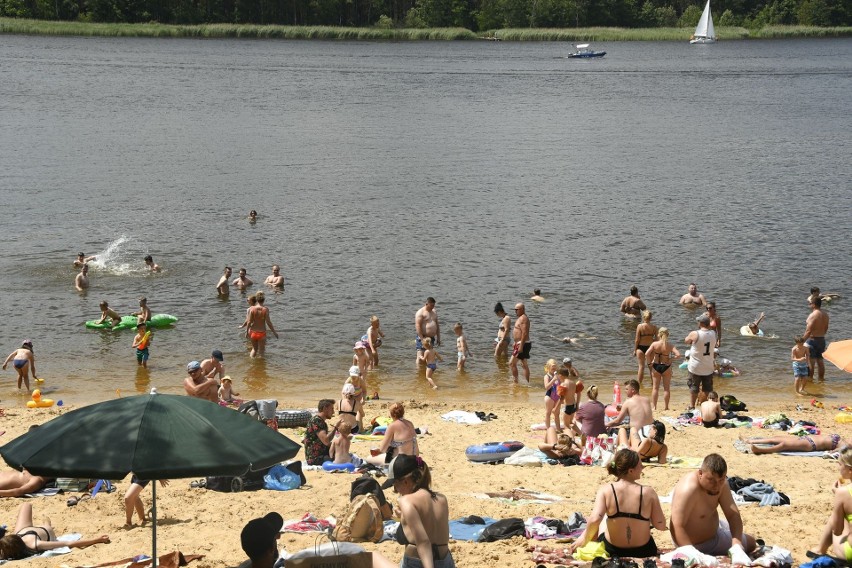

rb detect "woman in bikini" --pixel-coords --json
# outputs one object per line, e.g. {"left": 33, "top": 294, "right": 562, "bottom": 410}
{"left": 373, "top": 455, "right": 454, "bottom": 568}
{"left": 812, "top": 447, "right": 852, "bottom": 559}
{"left": 645, "top": 327, "right": 680, "bottom": 411}
{"left": 569, "top": 449, "right": 667, "bottom": 558}
{"left": 2, "top": 340, "right": 37, "bottom": 392}
{"left": 246, "top": 291, "right": 278, "bottom": 358}
{"left": 633, "top": 310, "right": 657, "bottom": 385}
{"left": 538, "top": 427, "right": 582, "bottom": 459}
{"left": 749, "top": 433, "right": 845, "bottom": 455}
{"left": 493, "top": 303, "right": 511, "bottom": 360}
{"left": 367, "top": 402, "right": 419, "bottom": 466}
{"left": 337, "top": 382, "right": 364, "bottom": 434}
{"left": 704, "top": 301, "right": 722, "bottom": 347}
{"left": 0, "top": 503, "right": 110, "bottom": 560}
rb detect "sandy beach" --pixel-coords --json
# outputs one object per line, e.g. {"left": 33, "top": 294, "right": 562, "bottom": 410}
{"left": 1, "top": 395, "right": 850, "bottom": 567}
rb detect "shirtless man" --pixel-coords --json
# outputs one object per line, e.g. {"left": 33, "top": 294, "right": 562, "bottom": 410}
{"left": 620, "top": 286, "right": 646, "bottom": 318}
{"left": 264, "top": 265, "right": 284, "bottom": 288}
{"left": 96, "top": 301, "right": 122, "bottom": 327}
{"left": 200, "top": 349, "right": 225, "bottom": 380}
{"left": 0, "top": 469, "right": 47, "bottom": 498}
{"left": 73, "top": 252, "right": 96, "bottom": 267}
{"left": 493, "top": 302, "right": 511, "bottom": 359}
{"left": 414, "top": 297, "right": 440, "bottom": 364}
{"left": 803, "top": 297, "right": 830, "bottom": 381}
{"left": 232, "top": 268, "right": 253, "bottom": 290}
{"left": 670, "top": 454, "right": 756, "bottom": 560}
{"left": 216, "top": 267, "right": 232, "bottom": 296}
{"left": 607, "top": 379, "right": 653, "bottom": 446}
{"left": 530, "top": 288, "right": 545, "bottom": 303}
{"left": 75, "top": 264, "right": 89, "bottom": 291}
{"left": 183, "top": 360, "right": 219, "bottom": 402}
{"left": 679, "top": 283, "right": 706, "bottom": 307}
{"left": 509, "top": 303, "right": 531, "bottom": 383}
{"left": 144, "top": 255, "right": 161, "bottom": 272}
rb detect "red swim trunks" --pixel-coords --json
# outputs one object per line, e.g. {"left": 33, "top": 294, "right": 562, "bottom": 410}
{"left": 249, "top": 330, "right": 266, "bottom": 341}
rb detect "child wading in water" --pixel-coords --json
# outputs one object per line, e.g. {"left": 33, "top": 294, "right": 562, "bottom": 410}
{"left": 543, "top": 359, "right": 562, "bottom": 431}
{"left": 792, "top": 335, "right": 811, "bottom": 395}
{"left": 131, "top": 323, "right": 151, "bottom": 369}
{"left": 418, "top": 337, "right": 442, "bottom": 389}
{"left": 454, "top": 322, "right": 472, "bottom": 371}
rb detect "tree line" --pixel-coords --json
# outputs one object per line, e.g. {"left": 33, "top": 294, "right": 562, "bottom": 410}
{"left": 1, "top": 0, "right": 847, "bottom": 30}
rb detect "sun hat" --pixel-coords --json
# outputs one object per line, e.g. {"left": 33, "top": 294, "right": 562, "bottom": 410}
{"left": 342, "top": 383, "right": 356, "bottom": 396}
{"left": 221, "top": 375, "right": 233, "bottom": 383}
{"left": 354, "top": 341, "right": 366, "bottom": 350}
{"left": 187, "top": 360, "right": 201, "bottom": 372}
{"left": 348, "top": 365, "right": 361, "bottom": 377}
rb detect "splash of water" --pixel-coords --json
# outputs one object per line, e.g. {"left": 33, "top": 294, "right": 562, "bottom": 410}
{"left": 88, "top": 235, "right": 143, "bottom": 275}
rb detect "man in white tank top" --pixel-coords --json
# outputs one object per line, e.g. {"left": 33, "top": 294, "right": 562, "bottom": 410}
{"left": 685, "top": 315, "right": 717, "bottom": 408}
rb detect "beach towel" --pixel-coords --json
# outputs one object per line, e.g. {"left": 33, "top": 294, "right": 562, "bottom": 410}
{"left": 660, "top": 545, "right": 720, "bottom": 567}
{"left": 0, "top": 534, "right": 80, "bottom": 564}
{"left": 351, "top": 434, "right": 384, "bottom": 442}
{"left": 472, "top": 487, "right": 563, "bottom": 505}
{"left": 644, "top": 456, "right": 703, "bottom": 469}
{"left": 283, "top": 514, "right": 334, "bottom": 534}
{"left": 449, "top": 517, "right": 496, "bottom": 541}
{"left": 66, "top": 551, "right": 203, "bottom": 568}
{"left": 440, "top": 411, "right": 483, "bottom": 424}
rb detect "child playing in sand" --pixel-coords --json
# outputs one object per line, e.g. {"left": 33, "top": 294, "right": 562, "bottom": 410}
{"left": 329, "top": 422, "right": 363, "bottom": 466}
{"left": 218, "top": 376, "right": 241, "bottom": 405}
{"left": 559, "top": 367, "right": 578, "bottom": 433}
{"left": 2, "top": 340, "right": 37, "bottom": 391}
{"left": 792, "top": 335, "right": 811, "bottom": 395}
{"left": 418, "top": 337, "right": 442, "bottom": 389}
{"left": 543, "top": 359, "right": 561, "bottom": 431}
{"left": 131, "top": 323, "right": 151, "bottom": 368}
{"left": 454, "top": 323, "right": 471, "bottom": 371}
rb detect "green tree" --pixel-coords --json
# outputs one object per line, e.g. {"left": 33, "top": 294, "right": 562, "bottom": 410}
{"left": 797, "top": 0, "right": 830, "bottom": 23}
{"left": 678, "top": 2, "right": 701, "bottom": 24}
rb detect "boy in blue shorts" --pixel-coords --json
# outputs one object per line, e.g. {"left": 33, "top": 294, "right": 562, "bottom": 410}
{"left": 132, "top": 323, "right": 151, "bottom": 368}
{"left": 791, "top": 335, "right": 810, "bottom": 395}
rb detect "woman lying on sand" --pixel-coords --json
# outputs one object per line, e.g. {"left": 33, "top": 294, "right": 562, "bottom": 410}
{"left": 748, "top": 433, "right": 847, "bottom": 455}
{"left": 0, "top": 503, "right": 110, "bottom": 559}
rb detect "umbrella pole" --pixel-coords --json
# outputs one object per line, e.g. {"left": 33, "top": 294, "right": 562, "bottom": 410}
{"left": 152, "top": 481, "right": 157, "bottom": 568}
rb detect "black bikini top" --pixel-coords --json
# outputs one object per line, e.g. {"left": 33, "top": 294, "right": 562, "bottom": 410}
{"left": 609, "top": 484, "right": 650, "bottom": 522}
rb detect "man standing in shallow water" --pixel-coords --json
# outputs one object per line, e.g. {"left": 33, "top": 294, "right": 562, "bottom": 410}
{"left": 216, "top": 267, "right": 232, "bottom": 297}
{"left": 414, "top": 297, "right": 440, "bottom": 365}
{"left": 264, "top": 265, "right": 284, "bottom": 288}
{"left": 75, "top": 264, "right": 89, "bottom": 291}
{"left": 510, "top": 303, "right": 531, "bottom": 383}
{"left": 803, "top": 297, "right": 830, "bottom": 381}
{"left": 679, "top": 283, "right": 706, "bottom": 307}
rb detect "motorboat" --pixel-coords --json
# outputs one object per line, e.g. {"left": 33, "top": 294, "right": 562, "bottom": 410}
{"left": 569, "top": 44, "right": 606, "bottom": 58}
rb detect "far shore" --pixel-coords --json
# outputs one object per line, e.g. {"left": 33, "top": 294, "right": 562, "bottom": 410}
{"left": 2, "top": 18, "right": 851, "bottom": 40}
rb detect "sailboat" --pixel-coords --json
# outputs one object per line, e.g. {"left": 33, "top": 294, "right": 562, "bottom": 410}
{"left": 690, "top": 0, "right": 717, "bottom": 44}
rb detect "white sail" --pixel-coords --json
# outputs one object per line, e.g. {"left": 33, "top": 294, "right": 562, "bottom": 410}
{"left": 694, "top": 0, "right": 715, "bottom": 39}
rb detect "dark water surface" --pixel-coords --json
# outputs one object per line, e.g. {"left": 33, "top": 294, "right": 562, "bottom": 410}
{"left": 0, "top": 36, "right": 850, "bottom": 408}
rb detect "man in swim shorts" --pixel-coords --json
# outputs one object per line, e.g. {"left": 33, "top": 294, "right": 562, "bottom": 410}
{"left": 803, "top": 296, "right": 830, "bottom": 381}
{"left": 685, "top": 315, "right": 717, "bottom": 408}
{"left": 509, "top": 303, "right": 531, "bottom": 383}
{"left": 216, "top": 266, "right": 232, "bottom": 296}
{"left": 607, "top": 379, "right": 653, "bottom": 445}
{"left": 414, "top": 297, "right": 440, "bottom": 364}
{"left": 670, "top": 454, "right": 756, "bottom": 559}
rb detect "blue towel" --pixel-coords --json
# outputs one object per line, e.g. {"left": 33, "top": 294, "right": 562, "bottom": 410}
{"left": 449, "top": 517, "right": 497, "bottom": 541}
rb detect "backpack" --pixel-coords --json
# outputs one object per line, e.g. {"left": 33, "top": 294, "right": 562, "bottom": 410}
{"left": 349, "top": 476, "right": 391, "bottom": 513}
{"left": 720, "top": 395, "right": 747, "bottom": 412}
{"left": 331, "top": 494, "right": 385, "bottom": 543}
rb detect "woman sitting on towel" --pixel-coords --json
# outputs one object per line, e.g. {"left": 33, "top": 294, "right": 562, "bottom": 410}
{"left": 373, "top": 455, "right": 454, "bottom": 568}
{"left": 366, "top": 402, "right": 419, "bottom": 466}
{"left": 569, "top": 449, "right": 667, "bottom": 558}
{"left": 0, "top": 503, "right": 111, "bottom": 559}
{"left": 812, "top": 447, "right": 852, "bottom": 559}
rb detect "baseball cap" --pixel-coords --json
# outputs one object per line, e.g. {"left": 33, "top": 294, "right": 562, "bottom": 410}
{"left": 562, "top": 357, "right": 572, "bottom": 365}
{"left": 381, "top": 454, "right": 420, "bottom": 489}
{"left": 348, "top": 365, "right": 361, "bottom": 377}
{"left": 187, "top": 360, "right": 201, "bottom": 372}
{"left": 240, "top": 512, "right": 283, "bottom": 560}
{"left": 696, "top": 315, "right": 711, "bottom": 325}
{"left": 212, "top": 349, "right": 224, "bottom": 362}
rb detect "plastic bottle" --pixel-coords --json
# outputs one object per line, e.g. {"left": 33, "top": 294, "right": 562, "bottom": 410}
{"left": 613, "top": 382, "right": 622, "bottom": 407}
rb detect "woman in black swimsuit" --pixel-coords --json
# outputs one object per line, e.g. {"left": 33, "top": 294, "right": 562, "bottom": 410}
{"left": 645, "top": 327, "right": 680, "bottom": 411}
{"left": 633, "top": 310, "right": 658, "bottom": 385}
{"left": 0, "top": 503, "right": 110, "bottom": 560}
{"left": 569, "top": 449, "right": 667, "bottom": 558}
{"left": 337, "top": 382, "right": 364, "bottom": 434}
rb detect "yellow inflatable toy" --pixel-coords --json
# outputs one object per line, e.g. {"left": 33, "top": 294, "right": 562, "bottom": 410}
{"left": 27, "top": 389, "right": 55, "bottom": 408}
{"left": 836, "top": 413, "right": 852, "bottom": 424}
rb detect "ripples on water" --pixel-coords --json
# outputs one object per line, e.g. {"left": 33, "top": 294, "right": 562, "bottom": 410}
{"left": 0, "top": 37, "right": 850, "bottom": 407}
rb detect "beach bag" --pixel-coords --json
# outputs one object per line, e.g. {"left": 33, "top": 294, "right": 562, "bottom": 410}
{"left": 504, "top": 446, "right": 542, "bottom": 467}
{"left": 264, "top": 464, "right": 302, "bottom": 491}
{"left": 477, "top": 518, "right": 525, "bottom": 542}
{"left": 349, "top": 476, "right": 393, "bottom": 519}
{"left": 56, "top": 478, "right": 95, "bottom": 492}
{"left": 720, "top": 395, "right": 747, "bottom": 412}
{"left": 331, "top": 494, "right": 385, "bottom": 543}
{"left": 284, "top": 542, "right": 372, "bottom": 568}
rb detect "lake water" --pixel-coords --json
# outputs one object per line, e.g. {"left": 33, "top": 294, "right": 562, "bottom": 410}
{"left": 0, "top": 35, "right": 850, "bottom": 408}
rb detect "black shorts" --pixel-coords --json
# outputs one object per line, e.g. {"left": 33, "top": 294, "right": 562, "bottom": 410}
{"left": 130, "top": 474, "right": 150, "bottom": 488}
{"left": 516, "top": 342, "right": 532, "bottom": 360}
{"left": 687, "top": 373, "right": 714, "bottom": 394}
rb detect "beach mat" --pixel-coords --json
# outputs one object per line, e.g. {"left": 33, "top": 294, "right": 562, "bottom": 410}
{"left": 69, "top": 551, "right": 203, "bottom": 568}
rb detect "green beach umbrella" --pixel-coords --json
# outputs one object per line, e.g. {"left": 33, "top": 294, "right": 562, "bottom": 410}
{"left": 0, "top": 389, "right": 301, "bottom": 566}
